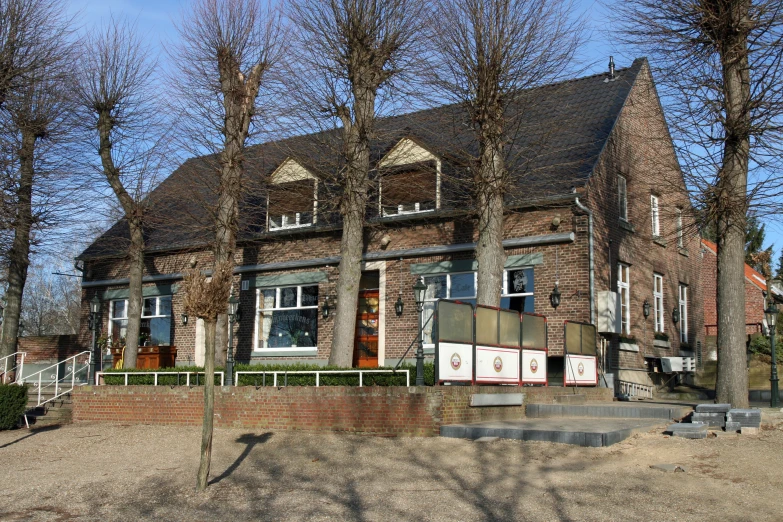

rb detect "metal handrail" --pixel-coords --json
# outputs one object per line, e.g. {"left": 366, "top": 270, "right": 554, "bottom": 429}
{"left": 235, "top": 369, "right": 410, "bottom": 387}
{"left": 96, "top": 371, "right": 225, "bottom": 387}
{"left": 21, "top": 351, "right": 92, "bottom": 407}
{"left": 1, "top": 351, "right": 25, "bottom": 384}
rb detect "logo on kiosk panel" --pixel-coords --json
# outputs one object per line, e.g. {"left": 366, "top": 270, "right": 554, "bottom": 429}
{"left": 493, "top": 356, "right": 503, "bottom": 372}
{"left": 577, "top": 362, "right": 585, "bottom": 376}
{"left": 530, "top": 358, "right": 538, "bottom": 374}
{"left": 450, "top": 353, "right": 462, "bottom": 370}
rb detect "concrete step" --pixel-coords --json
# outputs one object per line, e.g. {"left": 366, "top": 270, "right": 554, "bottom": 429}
{"left": 440, "top": 417, "right": 663, "bottom": 447}
{"left": 526, "top": 402, "right": 693, "bottom": 421}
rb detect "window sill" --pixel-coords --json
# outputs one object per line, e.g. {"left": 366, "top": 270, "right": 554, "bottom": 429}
{"left": 678, "top": 247, "right": 689, "bottom": 257}
{"left": 653, "top": 237, "right": 667, "bottom": 247}
{"left": 253, "top": 348, "right": 318, "bottom": 357}
{"left": 619, "top": 342, "right": 639, "bottom": 352}
{"left": 269, "top": 223, "right": 314, "bottom": 231}
{"left": 653, "top": 339, "right": 671, "bottom": 348}
{"left": 619, "top": 219, "right": 635, "bottom": 233}
{"left": 382, "top": 208, "right": 436, "bottom": 218}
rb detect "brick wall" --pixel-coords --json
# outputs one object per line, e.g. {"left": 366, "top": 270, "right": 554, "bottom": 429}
{"left": 17, "top": 335, "right": 84, "bottom": 363}
{"left": 71, "top": 385, "right": 612, "bottom": 436}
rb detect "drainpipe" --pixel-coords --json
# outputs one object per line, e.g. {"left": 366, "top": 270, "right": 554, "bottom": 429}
{"left": 574, "top": 197, "right": 595, "bottom": 325}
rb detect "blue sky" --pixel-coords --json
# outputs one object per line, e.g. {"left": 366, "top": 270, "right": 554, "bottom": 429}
{"left": 68, "top": 0, "right": 783, "bottom": 256}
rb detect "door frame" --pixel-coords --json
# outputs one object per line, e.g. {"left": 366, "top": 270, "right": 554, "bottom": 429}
{"left": 361, "top": 261, "right": 386, "bottom": 365}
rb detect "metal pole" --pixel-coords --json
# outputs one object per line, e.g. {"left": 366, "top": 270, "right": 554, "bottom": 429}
{"left": 89, "top": 314, "right": 97, "bottom": 385}
{"left": 416, "top": 302, "right": 424, "bottom": 386}
{"left": 771, "top": 322, "right": 779, "bottom": 408}
{"left": 226, "top": 317, "right": 234, "bottom": 386}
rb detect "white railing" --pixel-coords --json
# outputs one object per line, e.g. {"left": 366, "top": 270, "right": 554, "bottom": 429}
{"left": 235, "top": 369, "right": 410, "bottom": 387}
{"left": 619, "top": 380, "right": 653, "bottom": 399}
{"left": 96, "top": 371, "right": 225, "bottom": 387}
{"left": 1, "top": 351, "right": 25, "bottom": 384}
{"left": 21, "top": 351, "right": 91, "bottom": 408}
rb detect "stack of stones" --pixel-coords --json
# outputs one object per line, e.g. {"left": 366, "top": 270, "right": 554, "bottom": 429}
{"left": 667, "top": 404, "right": 762, "bottom": 438}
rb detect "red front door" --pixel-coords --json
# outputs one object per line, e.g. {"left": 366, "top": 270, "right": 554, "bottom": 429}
{"left": 353, "top": 290, "right": 379, "bottom": 367}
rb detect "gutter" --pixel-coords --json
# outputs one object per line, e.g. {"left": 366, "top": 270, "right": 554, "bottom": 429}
{"left": 81, "top": 230, "right": 575, "bottom": 288}
{"left": 574, "top": 197, "right": 595, "bottom": 324}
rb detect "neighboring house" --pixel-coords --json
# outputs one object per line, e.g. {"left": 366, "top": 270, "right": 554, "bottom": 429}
{"left": 77, "top": 58, "right": 703, "bottom": 388}
{"left": 700, "top": 238, "right": 783, "bottom": 362}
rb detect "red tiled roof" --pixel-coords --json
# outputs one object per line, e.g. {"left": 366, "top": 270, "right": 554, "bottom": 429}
{"left": 701, "top": 239, "right": 768, "bottom": 291}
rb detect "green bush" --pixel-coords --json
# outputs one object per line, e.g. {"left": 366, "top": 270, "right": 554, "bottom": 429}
{"left": 101, "top": 362, "right": 435, "bottom": 387}
{"left": 654, "top": 332, "right": 669, "bottom": 342}
{"left": 748, "top": 335, "right": 783, "bottom": 364}
{"left": 0, "top": 384, "right": 27, "bottom": 430}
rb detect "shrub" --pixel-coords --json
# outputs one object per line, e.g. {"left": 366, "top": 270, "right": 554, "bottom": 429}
{"left": 654, "top": 332, "right": 669, "bottom": 342}
{"left": 101, "top": 362, "right": 435, "bottom": 386}
{"left": 0, "top": 384, "right": 27, "bottom": 430}
{"left": 748, "top": 335, "right": 783, "bottom": 364}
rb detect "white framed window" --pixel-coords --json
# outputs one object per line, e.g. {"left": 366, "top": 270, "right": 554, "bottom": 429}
{"left": 679, "top": 283, "right": 689, "bottom": 344}
{"left": 254, "top": 285, "right": 319, "bottom": 350}
{"left": 380, "top": 164, "right": 439, "bottom": 217}
{"left": 618, "top": 175, "right": 628, "bottom": 221}
{"left": 676, "top": 208, "right": 684, "bottom": 248}
{"left": 653, "top": 273, "right": 664, "bottom": 333}
{"left": 650, "top": 195, "right": 660, "bottom": 237}
{"left": 267, "top": 179, "right": 317, "bottom": 231}
{"left": 617, "top": 263, "right": 631, "bottom": 335}
{"left": 109, "top": 296, "right": 172, "bottom": 347}
{"left": 269, "top": 212, "right": 313, "bottom": 230}
{"left": 420, "top": 267, "right": 535, "bottom": 345}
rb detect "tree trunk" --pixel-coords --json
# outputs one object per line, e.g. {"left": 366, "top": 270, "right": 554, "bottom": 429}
{"left": 329, "top": 85, "right": 374, "bottom": 367}
{"left": 475, "top": 140, "right": 506, "bottom": 307}
{"left": 196, "top": 318, "right": 216, "bottom": 491}
{"left": 0, "top": 130, "right": 35, "bottom": 361}
{"left": 715, "top": 9, "right": 751, "bottom": 408}
{"left": 122, "top": 221, "right": 144, "bottom": 369}
{"left": 215, "top": 313, "right": 228, "bottom": 366}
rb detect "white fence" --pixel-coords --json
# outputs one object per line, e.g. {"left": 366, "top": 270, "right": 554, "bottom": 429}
{"left": 235, "top": 369, "right": 410, "bottom": 387}
{"left": 96, "top": 371, "right": 225, "bottom": 386}
{"left": 1, "top": 351, "right": 25, "bottom": 384}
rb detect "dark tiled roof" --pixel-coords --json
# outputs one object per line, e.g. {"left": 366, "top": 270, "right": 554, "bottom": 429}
{"left": 79, "top": 58, "right": 645, "bottom": 260}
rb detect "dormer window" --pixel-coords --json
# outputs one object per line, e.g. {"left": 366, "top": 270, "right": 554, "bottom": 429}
{"left": 378, "top": 137, "right": 441, "bottom": 217}
{"left": 380, "top": 162, "right": 438, "bottom": 216}
{"left": 267, "top": 159, "right": 317, "bottom": 231}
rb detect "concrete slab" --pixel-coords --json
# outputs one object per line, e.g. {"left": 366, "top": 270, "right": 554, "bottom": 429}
{"left": 470, "top": 393, "right": 525, "bottom": 407}
{"left": 695, "top": 403, "right": 731, "bottom": 413}
{"left": 526, "top": 402, "right": 693, "bottom": 420}
{"left": 440, "top": 417, "right": 663, "bottom": 447}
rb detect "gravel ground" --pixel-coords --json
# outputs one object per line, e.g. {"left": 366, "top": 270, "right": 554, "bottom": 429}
{"left": 1, "top": 412, "right": 782, "bottom": 522}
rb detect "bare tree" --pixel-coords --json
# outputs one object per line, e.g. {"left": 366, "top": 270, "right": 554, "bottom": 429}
{"left": 170, "top": 0, "right": 283, "bottom": 491}
{"left": 613, "top": 0, "right": 783, "bottom": 407}
{"left": 74, "top": 18, "right": 169, "bottom": 369}
{"left": 287, "top": 0, "right": 427, "bottom": 367}
{"left": 0, "top": 59, "right": 76, "bottom": 360}
{"left": 20, "top": 261, "right": 81, "bottom": 335}
{"left": 431, "top": 0, "right": 583, "bottom": 306}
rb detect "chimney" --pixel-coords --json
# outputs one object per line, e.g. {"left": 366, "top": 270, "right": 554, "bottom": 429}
{"left": 608, "top": 56, "right": 615, "bottom": 80}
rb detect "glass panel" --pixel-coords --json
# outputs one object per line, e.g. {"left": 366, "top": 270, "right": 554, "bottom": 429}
{"left": 158, "top": 296, "right": 172, "bottom": 317}
{"left": 280, "top": 287, "right": 297, "bottom": 308}
{"left": 424, "top": 275, "right": 447, "bottom": 300}
{"left": 260, "top": 289, "right": 276, "bottom": 309}
{"left": 475, "top": 306, "right": 498, "bottom": 345}
{"left": 565, "top": 322, "right": 581, "bottom": 354}
{"left": 505, "top": 268, "right": 533, "bottom": 295}
{"left": 359, "top": 272, "right": 380, "bottom": 290}
{"left": 422, "top": 302, "right": 436, "bottom": 344}
{"left": 581, "top": 324, "right": 596, "bottom": 355}
{"left": 356, "top": 340, "right": 378, "bottom": 358}
{"left": 436, "top": 301, "right": 473, "bottom": 343}
{"left": 450, "top": 273, "right": 475, "bottom": 298}
{"left": 112, "top": 300, "right": 126, "bottom": 319}
{"left": 143, "top": 298, "right": 156, "bottom": 317}
{"left": 521, "top": 314, "right": 547, "bottom": 349}
{"left": 301, "top": 286, "right": 318, "bottom": 307}
{"left": 110, "top": 319, "right": 127, "bottom": 346}
{"left": 358, "top": 295, "right": 380, "bottom": 314}
{"left": 357, "top": 317, "right": 378, "bottom": 337}
{"left": 499, "top": 309, "right": 520, "bottom": 347}
{"left": 263, "top": 309, "right": 318, "bottom": 347}
{"left": 148, "top": 317, "right": 172, "bottom": 346}
{"left": 501, "top": 295, "right": 534, "bottom": 314}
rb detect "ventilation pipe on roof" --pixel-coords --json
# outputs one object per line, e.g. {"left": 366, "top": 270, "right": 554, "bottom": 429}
{"left": 575, "top": 197, "right": 595, "bottom": 325}
{"left": 605, "top": 56, "right": 616, "bottom": 83}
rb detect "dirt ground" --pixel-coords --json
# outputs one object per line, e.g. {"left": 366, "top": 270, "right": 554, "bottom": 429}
{"left": 2, "top": 412, "right": 782, "bottom": 522}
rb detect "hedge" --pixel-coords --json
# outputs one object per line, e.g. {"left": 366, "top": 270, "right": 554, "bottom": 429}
{"left": 748, "top": 335, "right": 783, "bottom": 364}
{"left": 101, "top": 362, "right": 435, "bottom": 387}
{"left": 0, "top": 384, "right": 27, "bottom": 430}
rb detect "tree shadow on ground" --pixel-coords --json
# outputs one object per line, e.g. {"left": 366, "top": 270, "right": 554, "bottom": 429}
{"left": 0, "top": 424, "right": 59, "bottom": 449}
{"left": 209, "top": 432, "right": 273, "bottom": 485}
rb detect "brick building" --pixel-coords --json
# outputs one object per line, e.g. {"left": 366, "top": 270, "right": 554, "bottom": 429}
{"left": 77, "top": 58, "right": 703, "bottom": 387}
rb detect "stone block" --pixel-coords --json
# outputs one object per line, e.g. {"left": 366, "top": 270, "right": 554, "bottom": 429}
{"left": 725, "top": 421, "right": 741, "bottom": 432}
{"left": 470, "top": 393, "right": 525, "bottom": 407}
{"left": 726, "top": 409, "right": 761, "bottom": 428}
{"left": 695, "top": 403, "right": 731, "bottom": 413}
{"left": 741, "top": 426, "right": 760, "bottom": 435}
{"left": 474, "top": 436, "right": 499, "bottom": 443}
{"left": 667, "top": 423, "right": 708, "bottom": 439}
{"left": 691, "top": 412, "right": 726, "bottom": 428}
